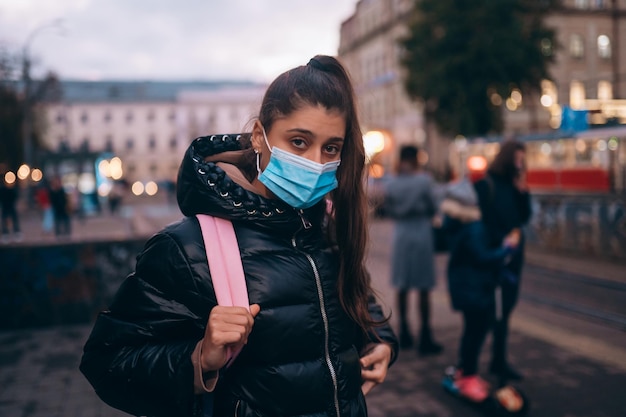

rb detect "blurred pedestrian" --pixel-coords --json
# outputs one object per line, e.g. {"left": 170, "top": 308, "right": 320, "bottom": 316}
{"left": 49, "top": 176, "right": 71, "bottom": 237}
{"left": 440, "top": 177, "right": 519, "bottom": 402}
{"left": 70, "top": 186, "right": 86, "bottom": 223}
{"left": 0, "top": 178, "right": 21, "bottom": 243}
{"left": 474, "top": 140, "right": 531, "bottom": 381}
{"left": 107, "top": 181, "right": 124, "bottom": 215}
{"left": 383, "top": 145, "right": 443, "bottom": 355}
{"left": 35, "top": 181, "right": 54, "bottom": 235}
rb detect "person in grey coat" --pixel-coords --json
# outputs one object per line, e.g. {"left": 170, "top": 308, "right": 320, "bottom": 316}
{"left": 383, "top": 145, "right": 443, "bottom": 355}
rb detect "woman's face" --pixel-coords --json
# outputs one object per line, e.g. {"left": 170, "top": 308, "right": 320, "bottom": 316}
{"left": 251, "top": 104, "right": 346, "bottom": 198}
{"left": 253, "top": 104, "right": 346, "bottom": 166}
{"left": 514, "top": 150, "right": 526, "bottom": 171}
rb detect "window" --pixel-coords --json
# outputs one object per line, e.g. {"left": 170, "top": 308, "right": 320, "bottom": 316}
{"left": 126, "top": 138, "right": 134, "bottom": 151}
{"left": 593, "top": 0, "right": 606, "bottom": 9}
{"left": 148, "top": 135, "right": 156, "bottom": 151}
{"left": 598, "top": 35, "right": 611, "bottom": 59}
{"left": 570, "top": 34, "right": 584, "bottom": 59}
{"left": 126, "top": 111, "right": 134, "bottom": 124}
{"left": 570, "top": 81, "right": 586, "bottom": 109}
{"left": 169, "top": 109, "right": 176, "bottom": 121}
{"left": 58, "top": 140, "right": 70, "bottom": 152}
{"left": 147, "top": 109, "right": 155, "bottom": 121}
{"left": 56, "top": 113, "right": 65, "bottom": 123}
{"left": 80, "top": 112, "right": 89, "bottom": 124}
{"left": 150, "top": 164, "right": 158, "bottom": 175}
{"left": 169, "top": 137, "right": 177, "bottom": 150}
{"left": 207, "top": 113, "right": 216, "bottom": 129}
{"left": 104, "top": 111, "right": 112, "bottom": 123}
{"left": 105, "top": 135, "right": 114, "bottom": 152}
{"left": 598, "top": 80, "right": 613, "bottom": 100}
{"left": 80, "top": 138, "right": 90, "bottom": 151}
{"left": 575, "top": 0, "right": 589, "bottom": 8}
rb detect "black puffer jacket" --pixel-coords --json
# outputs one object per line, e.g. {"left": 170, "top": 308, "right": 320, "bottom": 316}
{"left": 80, "top": 134, "right": 398, "bottom": 417}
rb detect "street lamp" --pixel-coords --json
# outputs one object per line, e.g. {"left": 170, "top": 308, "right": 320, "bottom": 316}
{"left": 363, "top": 130, "right": 386, "bottom": 162}
{"left": 21, "top": 18, "right": 64, "bottom": 167}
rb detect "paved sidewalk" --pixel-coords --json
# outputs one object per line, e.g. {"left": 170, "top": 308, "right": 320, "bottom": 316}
{"left": 1, "top": 202, "right": 182, "bottom": 246}
{"left": 1, "top": 213, "right": 625, "bottom": 417}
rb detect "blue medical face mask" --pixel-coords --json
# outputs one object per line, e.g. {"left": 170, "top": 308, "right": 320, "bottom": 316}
{"left": 256, "top": 127, "right": 341, "bottom": 209}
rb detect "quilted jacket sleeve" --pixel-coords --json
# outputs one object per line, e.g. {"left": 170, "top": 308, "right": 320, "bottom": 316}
{"left": 80, "top": 231, "right": 208, "bottom": 417}
{"left": 366, "top": 294, "right": 399, "bottom": 365}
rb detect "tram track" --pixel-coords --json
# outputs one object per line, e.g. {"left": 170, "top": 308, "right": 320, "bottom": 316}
{"left": 521, "top": 263, "right": 626, "bottom": 331}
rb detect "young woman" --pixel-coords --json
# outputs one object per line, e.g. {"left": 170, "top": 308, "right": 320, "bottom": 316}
{"left": 80, "top": 55, "right": 398, "bottom": 417}
{"left": 474, "top": 140, "right": 531, "bottom": 381}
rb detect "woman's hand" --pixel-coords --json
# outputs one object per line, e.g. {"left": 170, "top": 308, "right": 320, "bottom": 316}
{"left": 360, "top": 343, "right": 392, "bottom": 395}
{"left": 201, "top": 304, "right": 261, "bottom": 372}
{"left": 503, "top": 228, "right": 521, "bottom": 249}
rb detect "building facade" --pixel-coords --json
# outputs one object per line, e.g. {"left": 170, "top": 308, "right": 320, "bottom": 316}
{"left": 338, "top": 0, "right": 626, "bottom": 176}
{"left": 41, "top": 81, "right": 266, "bottom": 192}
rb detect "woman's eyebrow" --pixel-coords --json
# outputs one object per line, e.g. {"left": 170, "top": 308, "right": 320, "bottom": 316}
{"left": 286, "top": 128, "right": 345, "bottom": 142}
{"left": 286, "top": 128, "right": 314, "bottom": 136}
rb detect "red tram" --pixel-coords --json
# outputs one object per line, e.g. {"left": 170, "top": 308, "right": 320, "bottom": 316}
{"left": 451, "top": 125, "right": 626, "bottom": 194}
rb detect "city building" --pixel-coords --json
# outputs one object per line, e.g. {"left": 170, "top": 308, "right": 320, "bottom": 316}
{"left": 338, "top": 0, "right": 626, "bottom": 176}
{"left": 41, "top": 80, "right": 266, "bottom": 198}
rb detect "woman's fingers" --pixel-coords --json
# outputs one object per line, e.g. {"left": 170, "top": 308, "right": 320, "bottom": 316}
{"left": 201, "top": 304, "right": 262, "bottom": 370}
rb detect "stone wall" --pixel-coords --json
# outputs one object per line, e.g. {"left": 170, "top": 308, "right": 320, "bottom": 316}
{"left": 0, "top": 239, "right": 146, "bottom": 330}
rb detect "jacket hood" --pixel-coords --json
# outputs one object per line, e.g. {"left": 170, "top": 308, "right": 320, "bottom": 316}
{"left": 440, "top": 177, "right": 481, "bottom": 223}
{"left": 177, "top": 134, "right": 325, "bottom": 235}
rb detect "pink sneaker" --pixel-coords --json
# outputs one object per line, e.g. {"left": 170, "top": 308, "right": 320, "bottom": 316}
{"left": 456, "top": 375, "right": 490, "bottom": 403}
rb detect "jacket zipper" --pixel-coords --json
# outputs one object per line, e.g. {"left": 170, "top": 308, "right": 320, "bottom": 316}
{"left": 291, "top": 215, "right": 341, "bottom": 417}
{"left": 298, "top": 209, "right": 312, "bottom": 230}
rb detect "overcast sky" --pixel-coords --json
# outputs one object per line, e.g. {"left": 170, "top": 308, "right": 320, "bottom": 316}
{"left": 0, "top": 0, "right": 357, "bottom": 83}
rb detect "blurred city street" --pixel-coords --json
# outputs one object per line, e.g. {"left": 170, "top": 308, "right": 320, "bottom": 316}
{"left": 1, "top": 201, "right": 626, "bottom": 417}
{"left": 2, "top": 1, "right": 626, "bottom": 415}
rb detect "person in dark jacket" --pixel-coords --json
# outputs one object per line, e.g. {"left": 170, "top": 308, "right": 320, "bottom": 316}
{"left": 80, "top": 55, "right": 398, "bottom": 417}
{"left": 440, "top": 177, "right": 519, "bottom": 402}
{"left": 0, "top": 178, "right": 21, "bottom": 242}
{"left": 48, "top": 176, "right": 71, "bottom": 237}
{"left": 474, "top": 140, "right": 531, "bottom": 381}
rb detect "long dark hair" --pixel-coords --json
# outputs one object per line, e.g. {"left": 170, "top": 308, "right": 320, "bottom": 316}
{"left": 488, "top": 140, "right": 526, "bottom": 180}
{"left": 258, "top": 55, "right": 382, "bottom": 334}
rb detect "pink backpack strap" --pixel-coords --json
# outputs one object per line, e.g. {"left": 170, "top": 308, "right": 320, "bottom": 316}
{"left": 196, "top": 214, "right": 249, "bottom": 364}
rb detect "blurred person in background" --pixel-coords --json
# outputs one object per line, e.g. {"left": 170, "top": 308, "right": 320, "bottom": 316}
{"left": 35, "top": 180, "right": 54, "bottom": 235}
{"left": 383, "top": 145, "right": 443, "bottom": 355}
{"left": 49, "top": 176, "right": 72, "bottom": 237}
{"left": 0, "top": 178, "right": 21, "bottom": 243}
{"left": 440, "top": 177, "right": 520, "bottom": 402}
{"left": 107, "top": 181, "right": 125, "bottom": 215}
{"left": 474, "top": 140, "right": 531, "bottom": 381}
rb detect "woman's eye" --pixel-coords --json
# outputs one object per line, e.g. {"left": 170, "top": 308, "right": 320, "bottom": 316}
{"left": 291, "top": 138, "right": 306, "bottom": 149}
{"left": 325, "top": 144, "right": 341, "bottom": 155}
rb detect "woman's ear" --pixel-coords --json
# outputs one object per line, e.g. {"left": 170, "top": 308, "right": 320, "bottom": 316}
{"left": 251, "top": 120, "right": 264, "bottom": 153}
